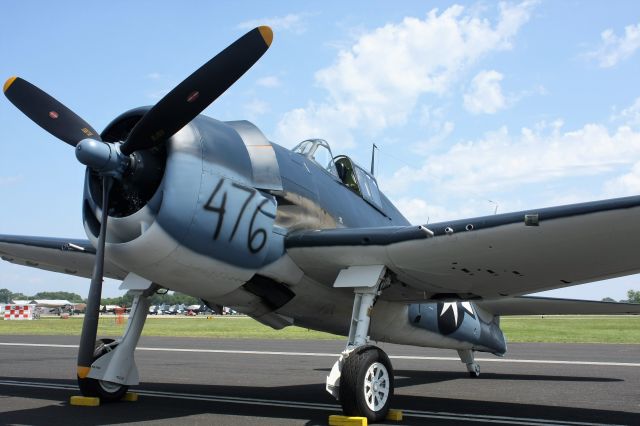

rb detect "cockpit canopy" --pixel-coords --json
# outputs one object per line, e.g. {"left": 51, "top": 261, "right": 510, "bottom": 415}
{"left": 292, "top": 139, "right": 384, "bottom": 213}
{"left": 292, "top": 139, "right": 336, "bottom": 174}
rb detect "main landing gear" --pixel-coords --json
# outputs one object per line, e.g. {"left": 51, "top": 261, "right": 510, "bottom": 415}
{"left": 77, "top": 280, "right": 156, "bottom": 400}
{"left": 77, "top": 338, "right": 128, "bottom": 401}
{"left": 326, "top": 265, "right": 393, "bottom": 423}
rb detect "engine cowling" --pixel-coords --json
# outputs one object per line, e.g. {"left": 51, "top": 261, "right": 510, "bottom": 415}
{"left": 82, "top": 108, "right": 281, "bottom": 299}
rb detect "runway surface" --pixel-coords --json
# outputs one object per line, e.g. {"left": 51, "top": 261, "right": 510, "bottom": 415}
{"left": 0, "top": 335, "right": 638, "bottom": 425}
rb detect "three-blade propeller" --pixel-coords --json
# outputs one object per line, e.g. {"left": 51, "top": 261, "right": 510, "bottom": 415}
{"left": 4, "top": 26, "right": 273, "bottom": 382}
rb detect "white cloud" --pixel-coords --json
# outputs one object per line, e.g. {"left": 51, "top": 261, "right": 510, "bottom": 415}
{"left": 276, "top": 1, "right": 537, "bottom": 148}
{"left": 238, "top": 13, "right": 309, "bottom": 34}
{"left": 612, "top": 96, "right": 640, "bottom": 128}
{"left": 245, "top": 99, "right": 269, "bottom": 116}
{"left": 412, "top": 120, "right": 455, "bottom": 153}
{"left": 418, "top": 104, "right": 446, "bottom": 128}
{"left": 256, "top": 76, "right": 281, "bottom": 88}
{"left": 586, "top": 22, "right": 640, "bottom": 68}
{"left": 277, "top": 102, "right": 361, "bottom": 147}
{"left": 393, "top": 197, "right": 437, "bottom": 225}
{"left": 146, "top": 72, "right": 162, "bottom": 80}
{"left": 387, "top": 120, "right": 640, "bottom": 196}
{"left": 392, "top": 196, "right": 501, "bottom": 224}
{"left": 385, "top": 99, "right": 640, "bottom": 225}
{"left": 604, "top": 160, "right": 640, "bottom": 197}
{"left": 463, "top": 70, "right": 546, "bottom": 115}
{"left": 463, "top": 70, "right": 507, "bottom": 114}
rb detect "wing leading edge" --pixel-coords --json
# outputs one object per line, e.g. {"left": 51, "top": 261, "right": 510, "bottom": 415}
{"left": 0, "top": 235, "right": 127, "bottom": 280}
{"left": 286, "top": 195, "right": 640, "bottom": 301}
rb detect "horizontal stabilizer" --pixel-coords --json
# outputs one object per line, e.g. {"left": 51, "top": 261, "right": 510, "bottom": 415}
{"left": 477, "top": 296, "right": 640, "bottom": 316}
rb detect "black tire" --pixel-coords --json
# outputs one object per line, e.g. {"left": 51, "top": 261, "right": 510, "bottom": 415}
{"left": 339, "top": 345, "right": 394, "bottom": 422}
{"left": 77, "top": 339, "right": 129, "bottom": 401}
{"left": 468, "top": 363, "right": 480, "bottom": 378}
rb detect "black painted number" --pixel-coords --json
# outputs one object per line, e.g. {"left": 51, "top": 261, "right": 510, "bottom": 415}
{"left": 228, "top": 183, "right": 255, "bottom": 242}
{"left": 204, "top": 180, "right": 227, "bottom": 240}
{"left": 248, "top": 199, "right": 276, "bottom": 253}
{"left": 204, "top": 179, "right": 275, "bottom": 254}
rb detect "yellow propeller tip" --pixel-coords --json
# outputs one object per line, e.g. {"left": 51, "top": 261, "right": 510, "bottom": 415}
{"left": 258, "top": 26, "right": 273, "bottom": 47}
{"left": 3, "top": 76, "right": 17, "bottom": 93}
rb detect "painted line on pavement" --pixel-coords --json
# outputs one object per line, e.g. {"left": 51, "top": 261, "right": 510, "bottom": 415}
{"left": 0, "top": 379, "right": 624, "bottom": 426}
{"left": 1, "top": 342, "right": 638, "bottom": 367}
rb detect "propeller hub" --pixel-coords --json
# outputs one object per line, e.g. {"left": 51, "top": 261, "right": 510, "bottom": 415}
{"left": 75, "top": 138, "right": 129, "bottom": 178}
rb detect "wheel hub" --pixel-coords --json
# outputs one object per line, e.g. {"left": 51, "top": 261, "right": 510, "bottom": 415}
{"left": 99, "top": 379, "right": 122, "bottom": 393}
{"left": 364, "top": 361, "right": 389, "bottom": 411}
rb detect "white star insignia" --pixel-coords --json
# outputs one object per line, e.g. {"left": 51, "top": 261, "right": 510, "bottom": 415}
{"left": 440, "top": 301, "right": 474, "bottom": 327}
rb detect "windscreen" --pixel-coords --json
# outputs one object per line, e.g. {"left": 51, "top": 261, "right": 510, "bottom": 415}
{"left": 354, "top": 166, "right": 383, "bottom": 210}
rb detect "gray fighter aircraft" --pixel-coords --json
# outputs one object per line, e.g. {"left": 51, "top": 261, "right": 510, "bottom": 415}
{"left": 2, "top": 26, "right": 640, "bottom": 422}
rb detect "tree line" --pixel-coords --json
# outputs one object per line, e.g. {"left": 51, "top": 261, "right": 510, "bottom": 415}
{"left": 0, "top": 288, "right": 200, "bottom": 308}
{"left": 101, "top": 291, "right": 200, "bottom": 307}
{"left": 601, "top": 290, "right": 640, "bottom": 303}
{"left": 0, "top": 289, "right": 84, "bottom": 304}
{"left": 3, "top": 287, "right": 640, "bottom": 307}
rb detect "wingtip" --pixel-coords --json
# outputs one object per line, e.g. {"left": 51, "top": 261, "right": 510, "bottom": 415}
{"left": 3, "top": 76, "right": 17, "bottom": 93}
{"left": 258, "top": 26, "right": 273, "bottom": 47}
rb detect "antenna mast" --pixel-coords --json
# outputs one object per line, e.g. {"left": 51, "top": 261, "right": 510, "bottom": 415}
{"left": 370, "top": 143, "right": 378, "bottom": 175}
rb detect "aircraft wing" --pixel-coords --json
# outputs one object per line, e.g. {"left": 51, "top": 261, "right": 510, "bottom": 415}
{"left": 476, "top": 296, "right": 640, "bottom": 315}
{"left": 0, "top": 235, "right": 127, "bottom": 280}
{"left": 285, "top": 196, "right": 640, "bottom": 301}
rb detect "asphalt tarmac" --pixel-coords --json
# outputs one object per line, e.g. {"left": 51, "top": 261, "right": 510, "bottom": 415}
{"left": 0, "top": 335, "right": 638, "bottom": 425}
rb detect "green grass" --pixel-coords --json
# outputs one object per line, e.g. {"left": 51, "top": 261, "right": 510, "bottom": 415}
{"left": 0, "top": 316, "right": 341, "bottom": 340}
{"left": 0, "top": 315, "right": 638, "bottom": 343}
{"left": 500, "top": 315, "right": 640, "bottom": 343}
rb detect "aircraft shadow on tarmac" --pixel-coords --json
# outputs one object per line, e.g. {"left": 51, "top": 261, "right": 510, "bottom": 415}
{"left": 315, "top": 367, "right": 624, "bottom": 386}
{"left": 0, "top": 377, "right": 638, "bottom": 426}
{"left": 387, "top": 369, "right": 622, "bottom": 387}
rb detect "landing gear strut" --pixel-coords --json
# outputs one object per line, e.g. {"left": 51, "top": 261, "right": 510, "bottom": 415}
{"left": 77, "top": 280, "right": 156, "bottom": 400}
{"left": 326, "top": 265, "right": 393, "bottom": 422}
{"left": 458, "top": 349, "right": 481, "bottom": 377}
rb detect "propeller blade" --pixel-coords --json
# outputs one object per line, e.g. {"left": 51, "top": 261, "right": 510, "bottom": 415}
{"left": 3, "top": 76, "right": 101, "bottom": 146}
{"left": 120, "top": 26, "right": 273, "bottom": 155}
{"left": 77, "top": 177, "right": 113, "bottom": 378}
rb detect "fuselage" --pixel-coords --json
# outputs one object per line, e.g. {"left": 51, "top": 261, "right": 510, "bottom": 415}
{"left": 84, "top": 110, "right": 506, "bottom": 356}
{"left": 252, "top": 140, "right": 505, "bottom": 355}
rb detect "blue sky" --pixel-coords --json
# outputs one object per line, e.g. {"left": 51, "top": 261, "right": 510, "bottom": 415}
{"left": 1, "top": 1, "right": 640, "bottom": 300}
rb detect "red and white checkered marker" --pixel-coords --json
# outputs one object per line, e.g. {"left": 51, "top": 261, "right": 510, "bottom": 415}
{"left": 3, "top": 304, "right": 34, "bottom": 320}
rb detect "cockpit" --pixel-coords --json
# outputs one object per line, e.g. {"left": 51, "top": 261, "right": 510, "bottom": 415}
{"left": 292, "top": 139, "right": 384, "bottom": 212}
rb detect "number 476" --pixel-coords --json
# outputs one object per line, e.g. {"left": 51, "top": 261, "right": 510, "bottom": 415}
{"left": 204, "top": 179, "right": 275, "bottom": 254}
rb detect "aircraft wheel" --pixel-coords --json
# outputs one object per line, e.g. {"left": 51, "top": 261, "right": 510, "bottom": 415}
{"left": 339, "top": 345, "right": 394, "bottom": 422}
{"left": 468, "top": 363, "right": 480, "bottom": 378}
{"left": 77, "top": 339, "right": 129, "bottom": 401}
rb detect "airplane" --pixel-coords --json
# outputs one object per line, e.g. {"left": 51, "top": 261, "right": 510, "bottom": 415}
{"left": 1, "top": 25, "right": 640, "bottom": 422}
